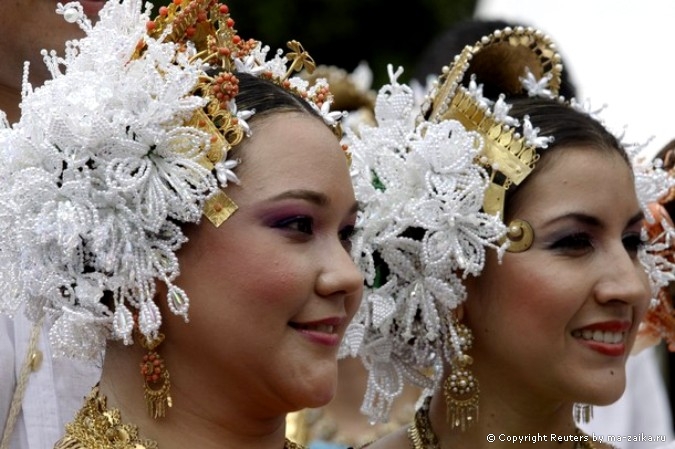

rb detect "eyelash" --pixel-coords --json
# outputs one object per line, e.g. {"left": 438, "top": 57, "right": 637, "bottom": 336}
{"left": 272, "top": 216, "right": 356, "bottom": 249}
{"left": 339, "top": 225, "right": 356, "bottom": 250}
{"left": 622, "top": 232, "right": 644, "bottom": 254}
{"left": 550, "top": 232, "right": 592, "bottom": 252}
{"left": 549, "top": 231, "right": 645, "bottom": 255}
{"left": 274, "top": 215, "right": 314, "bottom": 234}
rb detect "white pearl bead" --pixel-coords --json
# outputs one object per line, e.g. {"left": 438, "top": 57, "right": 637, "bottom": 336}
{"left": 63, "top": 7, "right": 80, "bottom": 23}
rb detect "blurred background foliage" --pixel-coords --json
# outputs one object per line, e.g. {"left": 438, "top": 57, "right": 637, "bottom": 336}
{"left": 156, "top": 0, "right": 478, "bottom": 87}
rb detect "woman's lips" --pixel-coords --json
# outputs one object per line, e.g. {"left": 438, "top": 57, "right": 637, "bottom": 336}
{"left": 572, "top": 328, "right": 625, "bottom": 344}
{"left": 571, "top": 320, "right": 631, "bottom": 357}
{"left": 291, "top": 317, "right": 344, "bottom": 347}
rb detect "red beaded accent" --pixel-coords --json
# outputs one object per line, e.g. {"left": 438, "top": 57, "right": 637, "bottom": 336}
{"left": 643, "top": 202, "right": 675, "bottom": 349}
{"left": 135, "top": 0, "right": 345, "bottom": 190}
{"left": 141, "top": 351, "right": 167, "bottom": 384}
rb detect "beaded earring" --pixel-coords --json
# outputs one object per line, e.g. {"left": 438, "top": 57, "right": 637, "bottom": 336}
{"left": 135, "top": 321, "right": 172, "bottom": 419}
{"left": 573, "top": 403, "right": 594, "bottom": 424}
{"left": 443, "top": 320, "right": 479, "bottom": 431}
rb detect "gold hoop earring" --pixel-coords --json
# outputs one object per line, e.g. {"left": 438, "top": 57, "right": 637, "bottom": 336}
{"left": 444, "top": 321, "right": 479, "bottom": 431}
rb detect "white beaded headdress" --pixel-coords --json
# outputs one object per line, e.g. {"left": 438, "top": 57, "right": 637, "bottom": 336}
{"left": 343, "top": 26, "right": 675, "bottom": 423}
{"left": 0, "top": 0, "right": 344, "bottom": 360}
{"left": 634, "top": 152, "right": 675, "bottom": 350}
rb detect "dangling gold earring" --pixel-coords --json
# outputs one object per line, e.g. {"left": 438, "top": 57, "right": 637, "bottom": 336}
{"left": 135, "top": 325, "right": 172, "bottom": 419}
{"left": 574, "top": 403, "right": 593, "bottom": 424}
{"left": 443, "top": 321, "right": 479, "bottom": 431}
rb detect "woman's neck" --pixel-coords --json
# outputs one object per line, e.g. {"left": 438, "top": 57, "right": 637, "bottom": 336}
{"left": 302, "top": 357, "right": 419, "bottom": 446}
{"left": 426, "top": 385, "right": 579, "bottom": 449}
{"left": 96, "top": 341, "right": 290, "bottom": 449}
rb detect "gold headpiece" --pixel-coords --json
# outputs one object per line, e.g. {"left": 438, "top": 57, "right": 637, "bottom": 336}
{"left": 139, "top": 0, "right": 338, "bottom": 226}
{"left": 422, "top": 27, "right": 562, "bottom": 221}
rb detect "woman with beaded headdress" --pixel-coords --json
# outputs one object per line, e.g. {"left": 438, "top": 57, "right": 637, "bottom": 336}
{"left": 638, "top": 137, "right": 675, "bottom": 381}
{"left": 344, "top": 26, "right": 675, "bottom": 449}
{"left": 0, "top": 1, "right": 363, "bottom": 448}
{"left": 641, "top": 143, "right": 675, "bottom": 449}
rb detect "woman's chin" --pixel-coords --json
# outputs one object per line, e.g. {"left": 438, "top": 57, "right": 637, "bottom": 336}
{"left": 301, "top": 378, "right": 338, "bottom": 409}
{"left": 581, "top": 380, "right": 627, "bottom": 407}
{"left": 304, "top": 384, "right": 337, "bottom": 409}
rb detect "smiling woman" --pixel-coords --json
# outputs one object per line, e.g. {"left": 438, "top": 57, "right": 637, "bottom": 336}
{"left": 0, "top": 1, "right": 362, "bottom": 449}
{"left": 345, "top": 26, "right": 673, "bottom": 449}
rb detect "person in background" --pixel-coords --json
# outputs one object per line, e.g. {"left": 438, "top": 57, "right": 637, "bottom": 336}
{"left": 0, "top": 0, "right": 108, "bottom": 123}
{"left": 639, "top": 138, "right": 675, "bottom": 449}
{"left": 0, "top": 2, "right": 106, "bottom": 448}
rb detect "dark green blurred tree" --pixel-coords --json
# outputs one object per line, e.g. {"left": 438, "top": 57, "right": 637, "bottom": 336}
{"left": 152, "top": 0, "right": 477, "bottom": 87}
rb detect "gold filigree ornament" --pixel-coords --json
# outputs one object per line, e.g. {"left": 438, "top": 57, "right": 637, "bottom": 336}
{"left": 504, "top": 218, "right": 534, "bottom": 253}
{"left": 138, "top": 331, "right": 172, "bottom": 420}
{"left": 55, "top": 386, "right": 159, "bottom": 449}
{"left": 443, "top": 321, "right": 479, "bottom": 431}
{"left": 137, "top": 0, "right": 338, "bottom": 227}
{"left": 55, "top": 386, "right": 307, "bottom": 449}
{"left": 409, "top": 397, "right": 606, "bottom": 449}
{"left": 420, "top": 26, "right": 563, "bottom": 252}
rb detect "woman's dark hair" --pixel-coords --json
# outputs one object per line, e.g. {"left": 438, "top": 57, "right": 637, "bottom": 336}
{"left": 503, "top": 96, "right": 629, "bottom": 219}
{"left": 234, "top": 71, "right": 322, "bottom": 121}
{"left": 226, "top": 72, "right": 329, "bottom": 160}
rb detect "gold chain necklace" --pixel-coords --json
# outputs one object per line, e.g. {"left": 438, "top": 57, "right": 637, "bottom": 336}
{"left": 55, "top": 386, "right": 307, "bottom": 449}
{"left": 408, "top": 397, "right": 606, "bottom": 449}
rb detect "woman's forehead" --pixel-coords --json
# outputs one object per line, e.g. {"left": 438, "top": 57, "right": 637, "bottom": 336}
{"left": 508, "top": 148, "right": 637, "bottom": 220}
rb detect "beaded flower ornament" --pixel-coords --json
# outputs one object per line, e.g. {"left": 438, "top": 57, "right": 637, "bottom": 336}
{"left": 343, "top": 26, "right": 675, "bottom": 423}
{"left": 639, "top": 146, "right": 675, "bottom": 351}
{"left": 0, "top": 0, "right": 344, "bottom": 361}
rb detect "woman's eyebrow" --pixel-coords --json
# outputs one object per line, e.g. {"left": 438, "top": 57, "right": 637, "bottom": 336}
{"left": 268, "top": 189, "right": 329, "bottom": 206}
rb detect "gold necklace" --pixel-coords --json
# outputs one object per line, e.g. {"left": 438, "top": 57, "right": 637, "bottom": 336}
{"left": 55, "top": 386, "right": 307, "bottom": 449}
{"left": 407, "top": 397, "right": 439, "bottom": 449}
{"left": 408, "top": 397, "right": 609, "bottom": 449}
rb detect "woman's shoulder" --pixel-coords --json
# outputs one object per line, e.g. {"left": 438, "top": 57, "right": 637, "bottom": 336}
{"left": 357, "top": 426, "right": 410, "bottom": 449}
